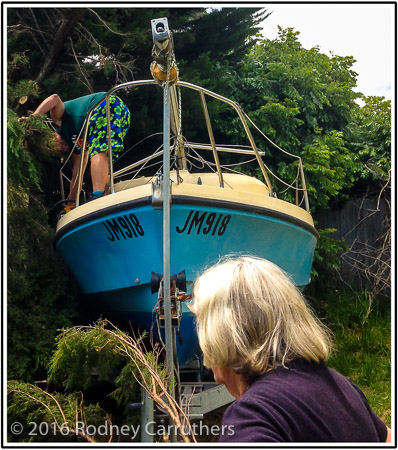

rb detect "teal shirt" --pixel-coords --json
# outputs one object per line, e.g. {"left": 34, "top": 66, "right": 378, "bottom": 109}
{"left": 58, "top": 92, "right": 106, "bottom": 148}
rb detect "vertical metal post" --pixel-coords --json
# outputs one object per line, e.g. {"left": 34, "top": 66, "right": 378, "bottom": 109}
{"left": 299, "top": 159, "right": 310, "bottom": 212}
{"left": 163, "top": 82, "right": 178, "bottom": 443}
{"left": 140, "top": 388, "right": 154, "bottom": 442}
{"left": 200, "top": 91, "right": 224, "bottom": 188}
{"left": 106, "top": 95, "right": 115, "bottom": 194}
{"left": 170, "top": 85, "right": 187, "bottom": 170}
{"left": 75, "top": 119, "right": 90, "bottom": 207}
{"left": 162, "top": 84, "right": 175, "bottom": 391}
{"left": 59, "top": 171, "right": 65, "bottom": 201}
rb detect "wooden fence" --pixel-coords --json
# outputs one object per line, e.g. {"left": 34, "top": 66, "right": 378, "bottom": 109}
{"left": 316, "top": 197, "right": 391, "bottom": 295}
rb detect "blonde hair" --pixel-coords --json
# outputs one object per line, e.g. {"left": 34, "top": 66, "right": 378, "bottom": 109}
{"left": 191, "top": 256, "right": 333, "bottom": 380}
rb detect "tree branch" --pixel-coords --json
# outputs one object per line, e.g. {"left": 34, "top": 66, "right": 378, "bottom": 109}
{"left": 35, "top": 9, "right": 85, "bottom": 85}
{"left": 87, "top": 8, "right": 129, "bottom": 36}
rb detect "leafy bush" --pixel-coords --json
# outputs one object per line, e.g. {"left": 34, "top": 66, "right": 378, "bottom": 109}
{"left": 7, "top": 76, "right": 77, "bottom": 381}
{"left": 7, "top": 200, "right": 77, "bottom": 380}
{"left": 7, "top": 381, "right": 111, "bottom": 443}
{"left": 309, "top": 289, "right": 391, "bottom": 425}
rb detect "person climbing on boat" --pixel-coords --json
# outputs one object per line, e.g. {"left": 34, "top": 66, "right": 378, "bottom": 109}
{"left": 190, "top": 256, "right": 391, "bottom": 443}
{"left": 18, "top": 92, "right": 131, "bottom": 207}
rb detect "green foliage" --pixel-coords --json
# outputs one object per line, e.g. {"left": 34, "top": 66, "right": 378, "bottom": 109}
{"left": 7, "top": 60, "right": 59, "bottom": 193}
{"left": 300, "top": 128, "right": 355, "bottom": 209}
{"left": 7, "top": 79, "right": 40, "bottom": 107}
{"left": 8, "top": 321, "right": 186, "bottom": 443}
{"left": 8, "top": 109, "right": 58, "bottom": 192}
{"left": 48, "top": 320, "right": 168, "bottom": 407}
{"left": 216, "top": 27, "right": 362, "bottom": 212}
{"left": 7, "top": 54, "right": 77, "bottom": 382}
{"left": 310, "top": 228, "right": 348, "bottom": 284}
{"left": 310, "top": 290, "right": 391, "bottom": 425}
{"left": 7, "top": 8, "right": 264, "bottom": 96}
{"left": 345, "top": 96, "right": 391, "bottom": 194}
{"left": 49, "top": 319, "right": 179, "bottom": 411}
{"left": 7, "top": 381, "right": 110, "bottom": 442}
{"left": 176, "top": 8, "right": 269, "bottom": 66}
{"left": 49, "top": 320, "right": 130, "bottom": 391}
{"left": 7, "top": 200, "right": 77, "bottom": 381}
{"left": 235, "top": 27, "right": 358, "bottom": 137}
{"left": 111, "top": 361, "right": 141, "bottom": 408}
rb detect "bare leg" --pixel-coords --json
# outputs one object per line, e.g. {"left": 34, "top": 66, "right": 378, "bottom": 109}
{"left": 90, "top": 152, "right": 109, "bottom": 192}
{"left": 69, "top": 152, "right": 89, "bottom": 202}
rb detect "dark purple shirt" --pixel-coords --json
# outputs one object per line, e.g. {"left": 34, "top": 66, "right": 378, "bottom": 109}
{"left": 219, "top": 359, "right": 387, "bottom": 442}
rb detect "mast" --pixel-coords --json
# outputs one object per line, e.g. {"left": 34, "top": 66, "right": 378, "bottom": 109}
{"left": 151, "top": 18, "right": 186, "bottom": 170}
{"left": 150, "top": 19, "right": 179, "bottom": 441}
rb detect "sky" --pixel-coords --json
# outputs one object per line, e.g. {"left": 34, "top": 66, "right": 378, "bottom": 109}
{"left": 259, "top": 3, "right": 394, "bottom": 101}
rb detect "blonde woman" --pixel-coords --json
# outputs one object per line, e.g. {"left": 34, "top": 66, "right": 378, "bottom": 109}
{"left": 190, "top": 256, "right": 391, "bottom": 443}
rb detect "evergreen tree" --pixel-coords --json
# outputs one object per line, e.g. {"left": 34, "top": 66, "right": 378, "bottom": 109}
{"left": 7, "top": 88, "right": 77, "bottom": 381}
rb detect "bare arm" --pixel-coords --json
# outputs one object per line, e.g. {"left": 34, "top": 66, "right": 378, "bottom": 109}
{"left": 18, "top": 94, "right": 65, "bottom": 125}
{"left": 386, "top": 426, "right": 391, "bottom": 443}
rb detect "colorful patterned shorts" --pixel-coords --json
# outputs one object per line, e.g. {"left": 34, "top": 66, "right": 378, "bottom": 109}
{"left": 87, "top": 95, "right": 131, "bottom": 160}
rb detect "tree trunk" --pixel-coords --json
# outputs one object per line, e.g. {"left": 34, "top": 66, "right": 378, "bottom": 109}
{"left": 35, "top": 9, "right": 85, "bottom": 85}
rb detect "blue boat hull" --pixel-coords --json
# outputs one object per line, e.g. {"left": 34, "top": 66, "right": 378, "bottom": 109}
{"left": 55, "top": 196, "right": 317, "bottom": 365}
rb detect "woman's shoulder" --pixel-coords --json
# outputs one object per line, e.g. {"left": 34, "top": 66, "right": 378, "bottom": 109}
{"left": 220, "top": 386, "right": 293, "bottom": 442}
{"left": 248, "top": 359, "right": 328, "bottom": 390}
{"left": 220, "top": 360, "right": 386, "bottom": 443}
{"left": 240, "top": 359, "right": 356, "bottom": 412}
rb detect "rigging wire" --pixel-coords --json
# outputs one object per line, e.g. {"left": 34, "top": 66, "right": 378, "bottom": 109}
{"left": 114, "top": 143, "right": 164, "bottom": 189}
{"left": 261, "top": 161, "right": 305, "bottom": 191}
{"left": 114, "top": 132, "right": 164, "bottom": 165}
{"left": 242, "top": 110, "right": 301, "bottom": 160}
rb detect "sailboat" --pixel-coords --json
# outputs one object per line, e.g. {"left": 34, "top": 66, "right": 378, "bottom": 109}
{"left": 53, "top": 18, "right": 318, "bottom": 368}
